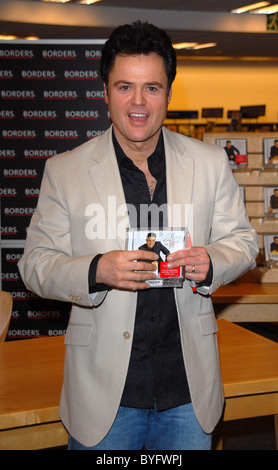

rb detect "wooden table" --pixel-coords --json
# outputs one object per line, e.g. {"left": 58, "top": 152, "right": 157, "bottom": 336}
{"left": 0, "top": 334, "right": 66, "bottom": 450}
{"left": 216, "top": 319, "right": 278, "bottom": 449}
{"left": 212, "top": 283, "right": 278, "bottom": 322}
{"left": 0, "top": 319, "right": 278, "bottom": 450}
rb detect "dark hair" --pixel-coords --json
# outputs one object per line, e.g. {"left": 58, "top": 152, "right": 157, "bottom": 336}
{"left": 100, "top": 21, "right": 176, "bottom": 92}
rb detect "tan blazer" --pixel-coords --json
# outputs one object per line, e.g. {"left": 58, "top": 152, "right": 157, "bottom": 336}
{"left": 18, "top": 126, "right": 258, "bottom": 447}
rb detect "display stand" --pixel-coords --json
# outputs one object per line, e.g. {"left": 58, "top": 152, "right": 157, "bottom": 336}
{"left": 204, "top": 132, "right": 278, "bottom": 322}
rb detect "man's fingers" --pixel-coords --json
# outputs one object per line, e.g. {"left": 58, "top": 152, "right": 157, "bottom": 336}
{"left": 132, "top": 250, "right": 159, "bottom": 262}
{"left": 96, "top": 249, "right": 158, "bottom": 290}
{"left": 167, "top": 247, "right": 210, "bottom": 282}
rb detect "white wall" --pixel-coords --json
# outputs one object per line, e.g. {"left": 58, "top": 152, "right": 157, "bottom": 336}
{"left": 169, "top": 61, "right": 278, "bottom": 124}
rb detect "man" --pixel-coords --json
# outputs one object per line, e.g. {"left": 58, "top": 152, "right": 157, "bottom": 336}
{"left": 270, "top": 188, "right": 278, "bottom": 210}
{"left": 270, "top": 236, "right": 278, "bottom": 254}
{"left": 18, "top": 21, "right": 258, "bottom": 450}
{"left": 224, "top": 140, "right": 240, "bottom": 163}
{"left": 270, "top": 140, "right": 278, "bottom": 163}
{"left": 139, "top": 232, "right": 170, "bottom": 274}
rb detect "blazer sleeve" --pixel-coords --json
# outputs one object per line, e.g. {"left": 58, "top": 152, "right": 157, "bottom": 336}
{"left": 18, "top": 157, "right": 107, "bottom": 308}
{"left": 203, "top": 149, "right": 258, "bottom": 295}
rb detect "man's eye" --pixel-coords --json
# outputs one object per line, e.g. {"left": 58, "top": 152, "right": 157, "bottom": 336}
{"left": 148, "top": 87, "right": 158, "bottom": 92}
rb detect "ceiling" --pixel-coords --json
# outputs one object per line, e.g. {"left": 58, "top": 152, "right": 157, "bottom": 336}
{"left": 0, "top": 0, "right": 278, "bottom": 60}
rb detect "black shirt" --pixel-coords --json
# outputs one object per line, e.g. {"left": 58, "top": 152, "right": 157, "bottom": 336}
{"left": 89, "top": 130, "right": 191, "bottom": 410}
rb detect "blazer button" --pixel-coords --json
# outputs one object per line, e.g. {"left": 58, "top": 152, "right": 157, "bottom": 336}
{"left": 123, "top": 331, "right": 131, "bottom": 340}
{"left": 69, "top": 295, "right": 82, "bottom": 302}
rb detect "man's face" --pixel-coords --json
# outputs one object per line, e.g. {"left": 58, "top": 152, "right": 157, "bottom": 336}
{"left": 104, "top": 53, "right": 171, "bottom": 152}
{"left": 146, "top": 236, "right": 156, "bottom": 249}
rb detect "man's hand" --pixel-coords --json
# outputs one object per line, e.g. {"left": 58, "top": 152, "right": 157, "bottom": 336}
{"left": 167, "top": 247, "right": 210, "bottom": 283}
{"left": 96, "top": 250, "right": 159, "bottom": 291}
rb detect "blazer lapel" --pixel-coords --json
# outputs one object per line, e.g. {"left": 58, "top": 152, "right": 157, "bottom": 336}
{"left": 163, "top": 127, "right": 194, "bottom": 235}
{"left": 88, "top": 127, "right": 129, "bottom": 250}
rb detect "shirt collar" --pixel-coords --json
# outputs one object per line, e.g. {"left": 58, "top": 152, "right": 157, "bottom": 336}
{"left": 112, "top": 128, "right": 165, "bottom": 175}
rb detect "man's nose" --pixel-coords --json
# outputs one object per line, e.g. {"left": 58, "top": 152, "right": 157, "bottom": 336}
{"left": 132, "top": 88, "right": 146, "bottom": 106}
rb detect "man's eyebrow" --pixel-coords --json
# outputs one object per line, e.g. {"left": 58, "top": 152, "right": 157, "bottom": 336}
{"left": 113, "top": 80, "right": 164, "bottom": 87}
{"left": 114, "top": 80, "right": 132, "bottom": 85}
{"left": 145, "top": 82, "right": 164, "bottom": 88}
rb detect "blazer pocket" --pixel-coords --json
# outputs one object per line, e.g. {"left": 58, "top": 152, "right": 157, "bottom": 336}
{"left": 65, "top": 323, "right": 93, "bottom": 346}
{"left": 197, "top": 311, "right": 218, "bottom": 336}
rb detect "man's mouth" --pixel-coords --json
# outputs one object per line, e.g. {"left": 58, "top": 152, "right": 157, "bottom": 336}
{"left": 129, "top": 113, "right": 148, "bottom": 120}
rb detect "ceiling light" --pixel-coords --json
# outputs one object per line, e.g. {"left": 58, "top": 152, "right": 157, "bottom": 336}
{"left": 191, "top": 43, "right": 217, "bottom": 50}
{"left": 231, "top": 2, "right": 270, "bottom": 13}
{"left": 173, "top": 43, "right": 198, "bottom": 50}
{"left": 0, "top": 34, "right": 18, "bottom": 40}
{"left": 251, "top": 3, "right": 278, "bottom": 12}
{"left": 77, "top": 0, "right": 102, "bottom": 4}
{"left": 25, "top": 36, "right": 40, "bottom": 40}
{"left": 0, "top": 34, "right": 40, "bottom": 40}
{"left": 41, "top": 0, "right": 102, "bottom": 3}
{"left": 173, "top": 42, "right": 217, "bottom": 51}
{"left": 41, "top": 0, "right": 72, "bottom": 3}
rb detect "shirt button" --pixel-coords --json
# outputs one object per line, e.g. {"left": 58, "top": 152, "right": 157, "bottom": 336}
{"left": 151, "top": 316, "right": 156, "bottom": 322}
{"left": 152, "top": 348, "right": 157, "bottom": 355}
{"left": 123, "top": 331, "right": 131, "bottom": 340}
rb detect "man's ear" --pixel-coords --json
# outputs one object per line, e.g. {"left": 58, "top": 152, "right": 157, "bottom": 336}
{"left": 104, "top": 83, "right": 109, "bottom": 104}
{"left": 168, "top": 87, "right": 172, "bottom": 105}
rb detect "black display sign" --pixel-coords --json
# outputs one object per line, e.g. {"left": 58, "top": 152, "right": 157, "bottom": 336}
{"left": 166, "top": 110, "right": 198, "bottom": 119}
{"left": 0, "top": 40, "right": 110, "bottom": 339}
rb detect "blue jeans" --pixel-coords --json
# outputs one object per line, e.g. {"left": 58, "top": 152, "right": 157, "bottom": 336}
{"left": 67, "top": 402, "right": 212, "bottom": 450}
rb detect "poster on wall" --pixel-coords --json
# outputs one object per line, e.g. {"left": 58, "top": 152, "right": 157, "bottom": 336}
{"left": 1, "top": 247, "right": 70, "bottom": 339}
{"left": 216, "top": 138, "right": 247, "bottom": 168}
{"left": 264, "top": 187, "right": 278, "bottom": 216}
{"left": 0, "top": 40, "right": 110, "bottom": 339}
{"left": 264, "top": 138, "right": 278, "bottom": 167}
{"left": 264, "top": 235, "right": 278, "bottom": 266}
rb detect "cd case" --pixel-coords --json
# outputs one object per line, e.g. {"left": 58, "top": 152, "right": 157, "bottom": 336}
{"left": 216, "top": 138, "right": 247, "bottom": 168}
{"left": 126, "top": 228, "right": 188, "bottom": 288}
{"left": 264, "top": 234, "right": 278, "bottom": 266}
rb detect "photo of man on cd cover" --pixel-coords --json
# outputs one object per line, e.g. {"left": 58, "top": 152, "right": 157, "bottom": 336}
{"left": 126, "top": 228, "right": 187, "bottom": 287}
